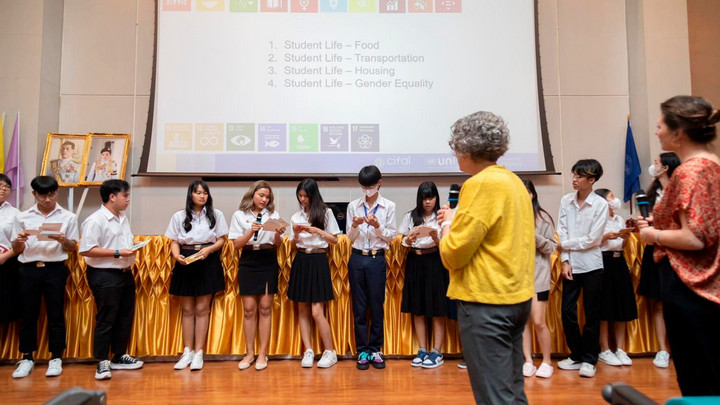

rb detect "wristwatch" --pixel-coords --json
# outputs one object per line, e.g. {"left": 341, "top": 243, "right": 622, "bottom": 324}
{"left": 114, "top": 249, "right": 120, "bottom": 258}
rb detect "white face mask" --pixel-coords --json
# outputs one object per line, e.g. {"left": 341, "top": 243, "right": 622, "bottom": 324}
{"left": 362, "top": 187, "right": 378, "bottom": 198}
{"left": 608, "top": 197, "right": 621, "bottom": 211}
{"left": 648, "top": 164, "right": 659, "bottom": 178}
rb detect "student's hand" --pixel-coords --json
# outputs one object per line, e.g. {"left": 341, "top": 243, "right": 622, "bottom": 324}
{"left": 174, "top": 254, "right": 188, "bottom": 265}
{"left": 119, "top": 249, "right": 135, "bottom": 257}
{"left": 351, "top": 216, "right": 365, "bottom": 228}
{"left": 14, "top": 231, "right": 28, "bottom": 244}
{"left": 561, "top": 261, "right": 573, "bottom": 280}
{"left": 366, "top": 215, "right": 380, "bottom": 229}
{"left": 292, "top": 224, "right": 305, "bottom": 234}
{"left": 47, "top": 232, "right": 66, "bottom": 244}
{"left": 305, "top": 226, "right": 321, "bottom": 235}
{"left": 406, "top": 232, "right": 418, "bottom": 244}
{"left": 197, "top": 247, "right": 214, "bottom": 260}
{"left": 604, "top": 232, "right": 620, "bottom": 241}
{"left": 251, "top": 222, "right": 262, "bottom": 232}
{"left": 429, "top": 229, "right": 440, "bottom": 243}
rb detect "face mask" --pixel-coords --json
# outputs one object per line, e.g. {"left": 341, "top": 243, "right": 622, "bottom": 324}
{"left": 608, "top": 197, "right": 621, "bottom": 211}
{"left": 362, "top": 187, "right": 378, "bottom": 198}
{"left": 648, "top": 164, "right": 658, "bottom": 178}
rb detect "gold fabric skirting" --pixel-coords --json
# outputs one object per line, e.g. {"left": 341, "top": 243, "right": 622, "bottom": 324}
{"left": 0, "top": 234, "right": 659, "bottom": 360}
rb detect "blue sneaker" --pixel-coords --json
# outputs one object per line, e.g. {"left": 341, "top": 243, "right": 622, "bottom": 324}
{"left": 369, "top": 352, "right": 386, "bottom": 369}
{"left": 357, "top": 351, "right": 370, "bottom": 370}
{"left": 421, "top": 351, "right": 444, "bottom": 369}
{"left": 412, "top": 349, "right": 429, "bottom": 367}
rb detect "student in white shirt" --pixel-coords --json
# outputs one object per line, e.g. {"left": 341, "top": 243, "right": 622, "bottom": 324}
{"left": 399, "top": 181, "right": 451, "bottom": 369}
{"left": 80, "top": 180, "right": 143, "bottom": 380}
{"left": 229, "top": 180, "right": 286, "bottom": 371}
{"left": 165, "top": 180, "right": 228, "bottom": 371}
{"left": 288, "top": 179, "right": 341, "bottom": 369}
{"left": 10, "top": 176, "right": 79, "bottom": 379}
{"left": 0, "top": 174, "right": 21, "bottom": 325}
{"left": 594, "top": 188, "right": 638, "bottom": 368}
{"left": 346, "top": 165, "right": 397, "bottom": 370}
{"left": 556, "top": 159, "right": 609, "bottom": 378}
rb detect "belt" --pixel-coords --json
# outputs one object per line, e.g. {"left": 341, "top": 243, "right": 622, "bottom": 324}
{"left": 180, "top": 243, "right": 213, "bottom": 251}
{"left": 242, "top": 244, "right": 276, "bottom": 251}
{"left": 24, "top": 261, "right": 64, "bottom": 268}
{"left": 409, "top": 247, "right": 439, "bottom": 255}
{"left": 352, "top": 248, "right": 385, "bottom": 258}
{"left": 88, "top": 265, "right": 133, "bottom": 273}
{"left": 602, "top": 251, "right": 623, "bottom": 258}
{"left": 298, "top": 248, "right": 327, "bottom": 254}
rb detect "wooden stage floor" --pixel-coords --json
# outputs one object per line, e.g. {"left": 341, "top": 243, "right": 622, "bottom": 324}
{"left": 1, "top": 358, "right": 680, "bottom": 404}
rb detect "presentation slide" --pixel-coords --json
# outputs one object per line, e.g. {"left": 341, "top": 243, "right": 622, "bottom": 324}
{"left": 146, "top": 0, "right": 547, "bottom": 175}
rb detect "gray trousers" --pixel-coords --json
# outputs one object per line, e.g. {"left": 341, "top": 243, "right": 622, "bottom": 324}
{"left": 457, "top": 299, "right": 532, "bottom": 405}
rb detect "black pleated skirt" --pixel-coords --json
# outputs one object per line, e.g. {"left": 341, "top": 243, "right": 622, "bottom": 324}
{"left": 638, "top": 245, "right": 662, "bottom": 300}
{"left": 0, "top": 256, "right": 20, "bottom": 324}
{"left": 600, "top": 252, "right": 639, "bottom": 322}
{"left": 401, "top": 251, "right": 453, "bottom": 318}
{"left": 287, "top": 251, "right": 334, "bottom": 303}
{"left": 237, "top": 249, "right": 279, "bottom": 296}
{"left": 169, "top": 249, "right": 225, "bottom": 297}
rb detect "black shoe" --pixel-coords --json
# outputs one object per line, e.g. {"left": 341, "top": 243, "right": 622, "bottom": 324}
{"left": 95, "top": 360, "right": 112, "bottom": 380}
{"left": 356, "top": 351, "right": 370, "bottom": 370}
{"left": 369, "top": 352, "right": 386, "bottom": 369}
{"left": 110, "top": 354, "right": 144, "bottom": 370}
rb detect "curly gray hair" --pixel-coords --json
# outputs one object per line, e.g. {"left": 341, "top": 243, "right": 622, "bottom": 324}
{"left": 448, "top": 111, "right": 509, "bottom": 162}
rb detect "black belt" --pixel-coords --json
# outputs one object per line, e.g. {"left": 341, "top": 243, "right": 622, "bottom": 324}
{"left": 23, "top": 261, "right": 64, "bottom": 268}
{"left": 297, "top": 248, "right": 327, "bottom": 254}
{"left": 602, "top": 251, "right": 623, "bottom": 258}
{"left": 242, "top": 244, "right": 276, "bottom": 251}
{"left": 409, "top": 247, "right": 439, "bottom": 255}
{"left": 352, "top": 248, "right": 385, "bottom": 258}
{"left": 180, "top": 243, "right": 213, "bottom": 251}
{"left": 88, "top": 265, "right": 133, "bottom": 273}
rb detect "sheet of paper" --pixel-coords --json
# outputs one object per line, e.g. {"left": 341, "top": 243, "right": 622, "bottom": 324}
{"left": 410, "top": 225, "right": 435, "bottom": 238}
{"left": 130, "top": 239, "right": 151, "bottom": 251}
{"left": 263, "top": 218, "right": 289, "bottom": 232}
{"left": 183, "top": 251, "right": 203, "bottom": 264}
{"left": 37, "top": 223, "right": 62, "bottom": 241}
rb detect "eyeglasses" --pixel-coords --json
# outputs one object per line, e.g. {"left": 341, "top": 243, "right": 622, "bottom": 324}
{"left": 0, "top": 184, "right": 10, "bottom": 191}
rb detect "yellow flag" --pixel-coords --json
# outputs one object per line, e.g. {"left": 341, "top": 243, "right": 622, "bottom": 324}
{"left": 0, "top": 111, "right": 5, "bottom": 172}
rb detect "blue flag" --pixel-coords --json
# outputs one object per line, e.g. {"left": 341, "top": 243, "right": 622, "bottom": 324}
{"left": 623, "top": 118, "right": 641, "bottom": 202}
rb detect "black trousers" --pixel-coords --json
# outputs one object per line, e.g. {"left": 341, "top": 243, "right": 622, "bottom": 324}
{"left": 18, "top": 262, "right": 68, "bottom": 355}
{"left": 348, "top": 253, "right": 386, "bottom": 353}
{"left": 659, "top": 258, "right": 720, "bottom": 396}
{"left": 86, "top": 266, "right": 136, "bottom": 361}
{"left": 561, "top": 268, "right": 603, "bottom": 365}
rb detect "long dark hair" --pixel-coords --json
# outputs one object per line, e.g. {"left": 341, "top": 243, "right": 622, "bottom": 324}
{"left": 410, "top": 182, "right": 440, "bottom": 226}
{"left": 646, "top": 152, "right": 681, "bottom": 210}
{"left": 296, "top": 178, "right": 326, "bottom": 228}
{"left": 522, "top": 179, "right": 554, "bottom": 227}
{"left": 183, "top": 180, "right": 216, "bottom": 232}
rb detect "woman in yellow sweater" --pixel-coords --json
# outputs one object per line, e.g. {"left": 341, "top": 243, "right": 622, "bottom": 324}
{"left": 438, "top": 111, "right": 535, "bottom": 405}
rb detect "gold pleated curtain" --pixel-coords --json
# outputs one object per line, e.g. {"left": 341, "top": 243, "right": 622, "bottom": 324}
{"left": 0, "top": 234, "right": 658, "bottom": 360}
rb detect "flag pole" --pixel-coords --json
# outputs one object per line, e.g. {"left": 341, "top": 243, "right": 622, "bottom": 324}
{"left": 627, "top": 114, "right": 633, "bottom": 215}
{"left": 15, "top": 111, "right": 20, "bottom": 208}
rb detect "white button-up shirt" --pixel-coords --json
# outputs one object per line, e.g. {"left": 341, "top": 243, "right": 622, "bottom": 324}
{"left": 557, "top": 191, "right": 608, "bottom": 274}
{"left": 79, "top": 205, "right": 134, "bottom": 269}
{"left": 290, "top": 208, "right": 341, "bottom": 249}
{"left": 12, "top": 203, "right": 79, "bottom": 263}
{"left": 165, "top": 208, "right": 228, "bottom": 245}
{"left": 0, "top": 201, "right": 19, "bottom": 253}
{"left": 228, "top": 208, "right": 283, "bottom": 246}
{"left": 346, "top": 195, "right": 397, "bottom": 251}
{"left": 398, "top": 211, "right": 442, "bottom": 249}
{"left": 600, "top": 214, "right": 625, "bottom": 252}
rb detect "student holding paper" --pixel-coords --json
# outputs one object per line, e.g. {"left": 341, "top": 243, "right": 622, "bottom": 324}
{"left": 229, "top": 180, "right": 286, "bottom": 371}
{"left": 10, "top": 176, "right": 79, "bottom": 379}
{"left": 79, "top": 180, "right": 143, "bottom": 380}
{"left": 165, "top": 180, "right": 228, "bottom": 371}
{"left": 288, "top": 179, "right": 342, "bottom": 369}
{"left": 399, "top": 181, "right": 451, "bottom": 369}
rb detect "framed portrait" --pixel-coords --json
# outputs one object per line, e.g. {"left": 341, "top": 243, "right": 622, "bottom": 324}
{"left": 40, "top": 134, "right": 88, "bottom": 187}
{"left": 79, "top": 133, "right": 131, "bottom": 186}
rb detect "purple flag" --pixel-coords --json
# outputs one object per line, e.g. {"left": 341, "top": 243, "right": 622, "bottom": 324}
{"left": 5, "top": 113, "right": 24, "bottom": 207}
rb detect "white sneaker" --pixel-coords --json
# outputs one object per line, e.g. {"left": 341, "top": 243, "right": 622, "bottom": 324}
{"left": 535, "top": 362, "right": 554, "bottom": 378}
{"left": 598, "top": 350, "right": 622, "bottom": 366}
{"left": 46, "top": 358, "right": 63, "bottom": 377}
{"left": 653, "top": 351, "right": 670, "bottom": 368}
{"left": 301, "top": 349, "right": 315, "bottom": 368}
{"left": 95, "top": 360, "right": 112, "bottom": 380}
{"left": 12, "top": 359, "right": 34, "bottom": 379}
{"left": 557, "top": 357, "right": 582, "bottom": 370}
{"left": 174, "top": 347, "right": 195, "bottom": 370}
{"left": 615, "top": 349, "right": 632, "bottom": 366}
{"left": 190, "top": 350, "right": 204, "bottom": 371}
{"left": 579, "top": 362, "right": 596, "bottom": 378}
{"left": 317, "top": 350, "right": 338, "bottom": 368}
{"left": 522, "top": 362, "right": 536, "bottom": 377}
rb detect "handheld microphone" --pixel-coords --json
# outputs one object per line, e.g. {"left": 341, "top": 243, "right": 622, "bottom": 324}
{"left": 448, "top": 184, "right": 460, "bottom": 209}
{"left": 635, "top": 189, "right": 650, "bottom": 218}
{"left": 254, "top": 213, "right": 262, "bottom": 241}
